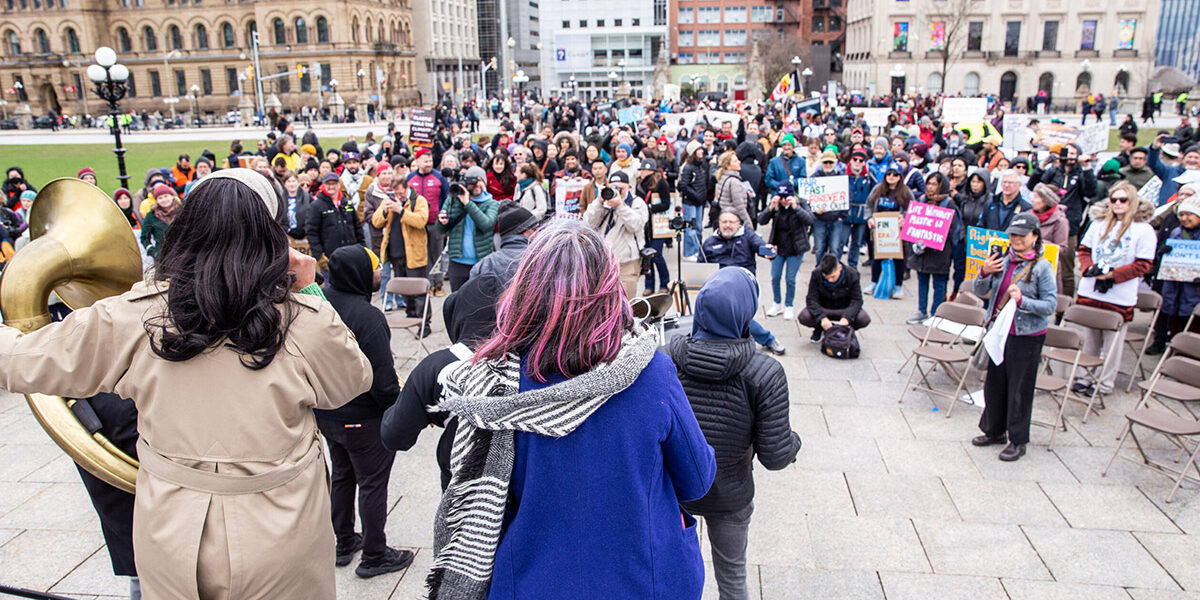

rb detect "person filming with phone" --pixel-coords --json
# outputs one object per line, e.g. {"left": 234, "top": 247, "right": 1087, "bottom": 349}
{"left": 700, "top": 211, "right": 787, "bottom": 355}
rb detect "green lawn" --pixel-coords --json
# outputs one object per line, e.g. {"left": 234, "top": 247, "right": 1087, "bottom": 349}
{"left": 1107, "top": 127, "right": 1161, "bottom": 151}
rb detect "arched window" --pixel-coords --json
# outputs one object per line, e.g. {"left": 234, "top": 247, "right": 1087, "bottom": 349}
{"left": 195, "top": 24, "right": 209, "bottom": 49}
{"left": 963, "top": 72, "right": 980, "bottom": 96}
{"left": 1114, "top": 70, "right": 1130, "bottom": 94}
{"left": 245, "top": 21, "right": 256, "bottom": 48}
{"left": 926, "top": 72, "right": 943, "bottom": 95}
{"left": 168, "top": 24, "right": 183, "bottom": 50}
{"left": 377, "top": 22, "right": 384, "bottom": 44}
{"left": 144, "top": 25, "right": 157, "bottom": 51}
{"left": 1039, "top": 72, "right": 1055, "bottom": 95}
{"left": 34, "top": 28, "right": 50, "bottom": 54}
{"left": 65, "top": 27, "right": 80, "bottom": 54}
{"left": 117, "top": 26, "right": 132, "bottom": 52}
{"left": 221, "top": 22, "right": 235, "bottom": 48}
{"left": 1074, "top": 71, "right": 1091, "bottom": 93}
{"left": 316, "top": 17, "right": 329, "bottom": 43}
{"left": 5, "top": 31, "right": 20, "bottom": 56}
{"left": 351, "top": 17, "right": 359, "bottom": 43}
{"left": 272, "top": 18, "right": 285, "bottom": 45}
{"left": 999, "top": 71, "right": 1017, "bottom": 102}
{"left": 294, "top": 18, "right": 307, "bottom": 44}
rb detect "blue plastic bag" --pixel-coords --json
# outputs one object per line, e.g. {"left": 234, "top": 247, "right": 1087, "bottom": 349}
{"left": 874, "top": 259, "right": 895, "bottom": 299}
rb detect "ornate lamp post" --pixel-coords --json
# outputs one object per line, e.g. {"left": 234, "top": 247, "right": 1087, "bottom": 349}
{"left": 86, "top": 46, "right": 130, "bottom": 190}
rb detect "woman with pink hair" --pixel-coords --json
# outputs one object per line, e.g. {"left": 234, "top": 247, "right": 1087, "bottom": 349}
{"left": 428, "top": 219, "right": 715, "bottom": 600}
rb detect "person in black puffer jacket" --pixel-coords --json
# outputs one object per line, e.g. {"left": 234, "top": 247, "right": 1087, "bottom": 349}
{"left": 667, "top": 266, "right": 801, "bottom": 600}
{"left": 737, "top": 140, "right": 766, "bottom": 214}
{"left": 758, "top": 181, "right": 814, "bottom": 319}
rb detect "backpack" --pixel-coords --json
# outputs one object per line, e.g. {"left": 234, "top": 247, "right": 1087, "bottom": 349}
{"left": 821, "top": 324, "right": 860, "bottom": 359}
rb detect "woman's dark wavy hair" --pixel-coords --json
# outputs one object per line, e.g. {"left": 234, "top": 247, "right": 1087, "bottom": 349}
{"left": 145, "top": 177, "right": 295, "bottom": 370}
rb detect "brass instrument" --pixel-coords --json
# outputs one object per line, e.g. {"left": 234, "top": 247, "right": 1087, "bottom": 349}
{"left": 0, "top": 178, "right": 143, "bottom": 493}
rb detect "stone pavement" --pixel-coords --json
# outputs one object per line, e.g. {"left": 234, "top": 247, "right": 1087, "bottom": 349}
{"left": 1, "top": 246, "right": 1198, "bottom": 599}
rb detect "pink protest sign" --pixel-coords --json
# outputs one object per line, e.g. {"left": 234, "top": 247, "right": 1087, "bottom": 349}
{"left": 900, "top": 201, "right": 955, "bottom": 251}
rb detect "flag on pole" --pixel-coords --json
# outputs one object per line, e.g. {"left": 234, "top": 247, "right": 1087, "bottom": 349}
{"left": 770, "top": 73, "right": 793, "bottom": 101}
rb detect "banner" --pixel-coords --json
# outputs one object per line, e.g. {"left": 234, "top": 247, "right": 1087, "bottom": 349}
{"left": 873, "top": 212, "right": 904, "bottom": 259}
{"left": 553, "top": 33, "right": 592, "bottom": 70}
{"left": 1030, "top": 122, "right": 1108, "bottom": 154}
{"left": 617, "top": 105, "right": 646, "bottom": 125}
{"left": 900, "top": 201, "right": 955, "bottom": 251}
{"left": 1002, "top": 114, "right": 1031, "bottom": 151}
{"left": 793, "top": 97, "right": 822, "bottom": 115}
{"left": 1158, "top": 239, "right": 1200, "bottom": 282}
{"left": 858, "top": 108, "right": 891, "bottom": 130}
{"left": 941, "top": 98, "right": 987, "bottom": 124}
{"left": 409, "top": 108, "right": 436, "bottom": 144}
{"left": 893, "top": 22, "right": 909, "bottom": 52}
{"left": 554, "top": 177, "right": 588, "bottom": 217}
{"left": 668, "top": 110, "right": 740, "bottom": 133}
{"left": 1117, "top": 19, "right": 1137, "bottom": 50}
{"left": 770, "top": 73, "right": 793, "bottom": 101}
{"left": 795, "top": 175, "right": 849, "bottom": 212}
{"left": 966, "top": 226, "right": 1059, "bottom": 281}
{"left": 931, "top": 21, "right": 946, "bottom": 50}
{"left": 1139, "top": 177, "right": 1162, "bottom": 203}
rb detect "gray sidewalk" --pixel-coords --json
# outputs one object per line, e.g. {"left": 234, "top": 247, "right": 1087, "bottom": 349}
{"left": 1, "top": 250, "right": 1198, "bottom": 599}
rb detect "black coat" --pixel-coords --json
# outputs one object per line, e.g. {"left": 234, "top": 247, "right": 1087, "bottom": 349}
{"left": 75, "top": 392, "right": 138, "bottom": 576}
{"left": 285, "top": 188, "right": 312, "bottom": 240}
{"left": 805, "top": 266, "right": 864, "bottom": 322}
{"left": 638, "top": 176, "right": 673, "bottom": 242}
{"left": 1029, "top": 164, "right": 1097, "bottom": 236}
{"left": 305, "top": 190, "right": 365, "bottom": 260}
{"left": 757, "top": 201, "right": 813, "bottom": 257}
{"left": 667, "top": 336, "right": 800, "bottom": 514}
{"left": 678, "top": 160, "right": 709, "bottom": 207}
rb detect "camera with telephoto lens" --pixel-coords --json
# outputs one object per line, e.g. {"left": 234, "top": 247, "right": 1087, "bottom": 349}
{"left": 1083, "top": 258, "right": 1116, "bottom": 293}
{"left": 600, "top": 186, "right": 617, "bottom": 202}
{"left": 448, "top": 182, "right": 466, "bottom": 197}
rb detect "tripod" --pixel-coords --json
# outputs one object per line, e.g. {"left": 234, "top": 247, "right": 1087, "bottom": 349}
{"left": 667, "top": 224, "right": 695, "bottom": 316}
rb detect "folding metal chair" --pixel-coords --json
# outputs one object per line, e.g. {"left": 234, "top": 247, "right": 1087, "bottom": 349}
{"left": 899, "top": 301, "right": 988, "bottom": 417}
{"left": 895, "top": 291, "right": 984, "bottom": 374}
{"left": 1133, "top": 356, "right": 1200, "bottom": 419}
{"left": 1033, "top": 325, "right": 1084, "bottom": 451}
{"left": 1133, "top": 332, "right": 1200, "bottom": 418}
{"left": 385, "top": 277, "right": 433, "bottom": 369}
{"left": 1055, "top": 294, "right": 1074, "bottom": 321}
{"left": 1060, "top": 304, "right": 1126, "bottom": 422}
{"left": 1103, "top": 408, "right": 1200, "bottom": 503}
{"left": 1122, "top": 290, "right": 1163, "bottom": 392}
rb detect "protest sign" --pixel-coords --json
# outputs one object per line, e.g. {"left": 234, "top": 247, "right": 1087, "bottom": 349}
{"left": 794, "top": 97, "right": 822, "bottom": 115}
{"left": 1029, "top": 122, "right": 1108, "bottom": 154}
{"left": 965, "top": 226, "right": 1059, "bottom": 280}
{"left": 554, "top": 178, "right": 588, "bottom": 217}
{"left": 667, "top": 110, "right": 739, "bottom": 134}
{"left": 900, "top": 201, "right": 955, "bottom": 251}
{"left": 650, "top": 193, "right": 680, "bottom": 239}
{"left": 858, "top": 108, "right": 890, "bottom": 131}
{"left": 409, "top": 108, "right": 436, "bottom": 144}
{"left": 1159, "top": 239, "right": 1200, "bottom": 282}
{"left": 1002, "top": 114, "right": 1031, "bottom": 151}
{"left": 1076, "top": 122, "right": 1109, "bottom": 155}
{"left": 795, "top": 175, "right": 849, "bottom": 212}
{"left": 941, "top": 98, "right": 987, "bottom": 124}
{"left": 873, "top": 212, "right": 904, "bottom": 258}
{"left": 617, "top": 105, "right": 646, "bottom": 125}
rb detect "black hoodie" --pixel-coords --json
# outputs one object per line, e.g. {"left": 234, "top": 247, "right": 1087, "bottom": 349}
{"left": 380, "top": 272, "right": 503, "bottom": 489}
{"left": 315, "top": 245, "right": 399, "bottom": 422}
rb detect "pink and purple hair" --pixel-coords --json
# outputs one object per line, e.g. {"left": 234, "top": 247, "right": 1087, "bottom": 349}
{"left": 473, "top": 219, "right": 634, "bottom": 382}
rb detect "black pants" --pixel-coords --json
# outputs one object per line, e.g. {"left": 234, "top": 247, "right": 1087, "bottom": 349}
{"left": 74, "top": 393, "right": 139, "bottom": 577}
{"left": 316, "top": 417, "right": 395, "bottom": 561}
{"left": 1152, "top": 312, "right": 1199, "bottom": 347}
{"left": 797, "top": 308, "right": 871, "bottom": 331}
{"left": 980, "top": 334, "right": 1045, "bottom": 446}
{"left": 447, "top": 260, "right": 473, "bottom": 292}
{"left": 390, "top": 258, "right": 430, "bottom": 320}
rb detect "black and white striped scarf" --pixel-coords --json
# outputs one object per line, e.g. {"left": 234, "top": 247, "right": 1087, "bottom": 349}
{"left": 427, "top": 329, "right": 659, "bottom": 600}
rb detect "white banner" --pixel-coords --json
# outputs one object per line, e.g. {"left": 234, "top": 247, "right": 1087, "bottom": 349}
{"left": 941, "top": 98, "right": 988, "bottom": 124}
{"left": 1002, "top": 114, "right": 1031, "bottom": 151}
{"left": 857, "top": 108, "right": 891, "bottom": 131}
{"left": 795, "top": 175, "right": 850, "bottom": 212}
{"left": 1076, "top": 122, "right": 1110, "bottom": 155}
{"left": 554, "top": 177, "right": 588, "bottom": 216}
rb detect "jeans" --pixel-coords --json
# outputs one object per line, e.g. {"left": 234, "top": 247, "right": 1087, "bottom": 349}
{"left": 1109, "top": 107, "right": 1118, "bottom": 126}
{"left": 682, "top": 203, "right": 703, "bottom": 257}
{"left": 391, "top": 260, "right": 430, "bottom": 321}
{"left": 316, "top": 417, "right": 395, "bottom": 561}
{"left": 916, "top": 272, "right": 949, "bottom": 315}
{"left": 871, "top": 258, "right": 905, "bottom": 284}
{"left": 770, "top": 255, "right": 804, "bottom": 306}
{"left": 644, "top": 238, "right": 670, "bottom": 291}
{"left": 749, "top": 319, "right": 775, "bottom": 347}
{"left": 702, "top": 502, "right": 754, "bottom": 600}
{"left": 845, "top": 222, "right": 867, "bottom": 268}
{"left": 378, "top": 262, "right": 406, "bottom": 309}
{"left": 812, "top": 219, "right": 846, "bottom": 263}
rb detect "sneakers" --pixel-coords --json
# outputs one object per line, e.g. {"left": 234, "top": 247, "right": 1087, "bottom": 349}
{"left": 783, "top": 307, "right": 794, "bottom": 321}
{"left": 809, "top": 328, "right": 823, "bottom": 344}
{"left": 335, "top": 533, "right": 364, "bottom": 567}
{"left": 1071, "top": 381, "right": 1097, "bottom": 397}
{"left": 766, "top": 303, "right": 784, "bottom": 317}
{"left": 683, "top": 254, "right": 699, "bottom": 263}
{"left": 765, "top": 340, "right": 786, "bottom": 355}
{"left": 905, "top": 311, "right": 928, "bottom": 325}
{"left": 383, "top": 300, "right": 395, "bottom": 312}
{"left": 891, "top": 288, "right": 905, "bottom": 300}
{"left": 864, "top": 282, "right": 877, "bottom": 295}
{"left": 355, "top": 547, "right": 415, "bottom": 579}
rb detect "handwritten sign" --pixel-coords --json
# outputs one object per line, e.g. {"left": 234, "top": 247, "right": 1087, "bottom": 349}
{"left": 650, "top": 193, "right": 680, "bottom": 239}
{"left": 1002, "top": 114, "right": 1031, "bottom": 151}
{"left": 900, "top": 201, "right": 955, "bottom": 251}
{"left": 1140, "top": 177, "right": 1163, "bottom": 203}
{"left": 858, "top": 108, "right": 891, "bottom": 131}
{"left": 617, "top": 105, "right": 646, "bottom": 125}
{"left": 873, "top": 211, "right": 904, "bottom": 259}
{"left": 1030, "top": 122, "right": 1108, "bottom": 155}
{"left": 941, "top": 98, "right": 987, "bottom": 124}
{"left": 795, "top": 175, "right": 849, "bottom": 212}
{"left": 554, "top": 177, "right": 588, "bottom": 217}
{"left": 1158, "top": 239, "right": 1200, "bottom": 282}
{"left": 966, "top": 226, "right": 1059, "bottom": 281}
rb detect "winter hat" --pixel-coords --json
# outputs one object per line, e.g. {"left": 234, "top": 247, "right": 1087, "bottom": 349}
{"left": 1177, "top": 194, "right": 1200, "bottom": 218}
{"left": 910, "top": 142, "right": 929, "bottom": 159}
{"left": 375, "top": 162, "right": 392, "bottom": 176}
{"left": 300, "top": 144, "right": 317, "bottom": 156}
{"left": 1101, "top": 158, "right": 1121, "bottom": 175}
{"left": 152, "top": 183, "right": 174, "bottom": 198}
{"left": 893, "top": 150, "right": 910, "bottom": 163}
{"left": 414, "top": 147, "right": 432, "bottom": 160}
{"left": 656, "top": 136, "right": 670, "bottom": 146}
{"left": 20, "top": 189, "right": 36, "bottom": 204}
{"left": 850, "top": 149, "right": 869, "bottom": 161}
{"left": 617, "top": 142, "right": 633, "bottom": 156}
{"left": 983, "top": 134, "right": 1003, "bottom": 147}
{"left": 77, "top": 167, "right": 96, "bottom": 180}
{"left": 872, "top": 137, "right": 888, "bottom": 149}
{"left": 195, "top": 157, "right": 213, "bottom": 170}
{"left": 496, "top": 202, "right": 539, "bottom": 236}
{"left": 685, "top": 139, "right": 703, "bottom": 157}
{"left": 1032, "top": 183, "right": 1060, "bottom": 209}
{"left": 779, "top": 133, "right": 797, "bottom": 148}
{"left": 1185, "top": 144, "right": 1200, "bottom": 159}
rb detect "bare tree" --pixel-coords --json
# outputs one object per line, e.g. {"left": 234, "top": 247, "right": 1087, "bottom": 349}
{"left": 747, "top": 34, "right": 811, "bottom": 98}
{"left": 922, "top": 0, "right": 974, "bottom": 92}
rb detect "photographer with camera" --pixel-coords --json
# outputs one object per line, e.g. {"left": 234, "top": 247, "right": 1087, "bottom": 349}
{"left": 1071, "top": 183, "right": 1156, "bottom": 398}
{"left": 1026, "top": 143, "right": 1096, "bottom": 296}
{"left": 1148, "top": 133, "right": 1200, "bottom": 207}
{"left": 584, "top": 170, "right": 649, "bottom": 300}
{"left": 436, "top": 165, "right": 500, "bottom": 292}
{"left": 637, "top": 159, "right": 673, "bottom": 295}
{"left": 759, "top": 182, "right": 814, "bottom": 321}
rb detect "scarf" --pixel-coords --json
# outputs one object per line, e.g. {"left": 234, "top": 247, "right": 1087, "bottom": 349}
{"left": 428, "top": 329, "right": 659, "bottom": 600}
{"left": 340, "top": 169, "right": 365, "bottom": 206}
{"left": 152, "top": 198, "right": 181, "bottom": 225}
{"left": 615, "top": 155, "right": 634, "bottom": 168}
{"left": 1034, "top": 204, "right": 1057, "bottom": 224}
{"left": 517, "top": 177, "right": 534, "bottom": 192}
{"left": 996, "top": 248, "right": 1039, "bottom": 312}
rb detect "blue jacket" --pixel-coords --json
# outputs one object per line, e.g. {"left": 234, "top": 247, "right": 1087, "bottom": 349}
{"left": 973, "top": 253, "right": 1058, "bottom": 335}
{"left": 1147, "top": 146, "right": 1195, "bottom": 206}
{"left": 488, "top": 353, "right": 716, "bottom": 600}
{"left": 846, "top": 170, "right": 877, "bottom": 224}
{"left": 866, "top": 150, "right": 899, "bottom": 183}
{"left": 701, "top": 227, "right": 771, "bottom": 275}
{"left": 1162, "top": 226, "right": 1200, "bottom": 317}
{"left": 764, "top": 153, "right": 806, "bottom": 193}
{"left": 977, "top": 194, "right": 1033, "bottom": 232}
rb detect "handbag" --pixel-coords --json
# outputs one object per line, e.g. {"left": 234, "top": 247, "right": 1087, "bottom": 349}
{"left": 821, "top": 324, "right": 860, "bottom": 359}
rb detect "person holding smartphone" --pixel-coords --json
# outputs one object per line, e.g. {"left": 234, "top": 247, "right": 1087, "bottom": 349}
{"left": 700, "top": 211, "right": 786, "bottom": 355}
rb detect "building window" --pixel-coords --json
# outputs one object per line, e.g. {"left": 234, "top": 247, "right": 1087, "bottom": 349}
{"left": 149, "top": 70, "right": 161, "bottom": 96}
{"left": 226, "top": 67, "right": 238, "bottom": 94}
{"left": 963, "top": 71, "right": 979, "bottom": 95}
{"left": 829, "top": 15, "right": 841, "bottom": 31}
{"left": 320, "top": 62, "right": 330, "bottom": 87}
{"left": 724, "top": 6, "right": 746, "bottom": 23}
{"left": 724, "top": 29, "right": 746, "bottom": 46}
{"left": 561, "top": 20, "right": 569, "bottom": 28}
{"left": 750, "top": 6, "right": 773, "bottom": 22}
{"left": 272, "top": 18, "right": 285, "bottom": 45}
{"left": 174, "top": 69, "right": 186, "bottom": 96}
{"left": 1080, "top": 19, "right": 1096, "bottom": 50}
{"left": 1041, "top": 20, "right": 1057, "bottom": 51}
{"left": 678, "top": 8, "right": 694, "bottom": 24}
{"left": 698, "top": 6, "right": 720, "bottom": 23}
{"left": 118, "top": 27, "right": 132, "bottom": 52}
{"left": 221, "top": 22, "right": 235, "bottom": 48}
{"left": 723, "top": 52, "right": 745, "bottom": 63}
{"left": 653, "top": 0, "right": 666, "bottom": 25}
{"left": 200, "top": 68, "right": 212, "bottom": 94}
{"left": 677, "top": 52, "right": 693, "bottom": 64}
{"left": 967, "top": 21, "right": 982, "bottom": 51}
{"left": 66, "top": 27, "right": 80, "bottom": 54}
{"left": 1117, "top": 19, "right": 1136, "bottom": 50}
{"left": 613, "top": 18, "right": 621, "bottom": 26}
{"left": 678, "top": 30, "right": 694, "bottom": 46}
{"left": 812, "top": 17, "right": 824, "bottom": 32}
{"left": 892, "top": 22, "right": 908, "bottom": 52}
{"left": 295, "top": 18, "right": 307, "bottom": 44}
{"left": 300, "top": 67, "right": 311, "bottom": 92}
{"left": 72, "top": 73, "right": 83, "bottom": 99}
{"left": 126, "top": 72, "right": 136, "bottom": 97}
{"left": 316, "top": 17, "right": 329, "bottom": 43}
{"left": 632, "top": 17, "right": 639, "bottom": 26}
{"left": 578, "top": 20, "right": 586, "bottom": 27}
{"left": 276, "top": 65, "right": 289, "bottom": 93}
{"left": 169, "top": 25, "right": 182, "bottom": 50}
{"left": 195, "top": 24, "right": 209, "bottom": 49}
{"left": 35, "top": 28, "right": 50, "bottom": 53}
{"left": 1003, "top": 21, "right": 1020, "bottom": 57}
{"left": 697, "top": 29, "right": 720, "bottom": 46}
{"left": 596, "top": 19, "right": 604, "bottom": 27}
{"left": 4, "top": 31, "right": 20, "bottom": 56}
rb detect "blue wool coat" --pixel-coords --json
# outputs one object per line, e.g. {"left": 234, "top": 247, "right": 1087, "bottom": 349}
{"left": 487, "top": 352, "right": 716, "bottom": 600}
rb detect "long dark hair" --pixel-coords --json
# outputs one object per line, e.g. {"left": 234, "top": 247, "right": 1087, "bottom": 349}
{"left": 145, "top": 177, "right": 295, "bottom": 370}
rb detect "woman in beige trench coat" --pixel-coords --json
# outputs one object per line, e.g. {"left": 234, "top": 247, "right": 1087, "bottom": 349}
{"left": 0, "top": 171, "right": 372, "bottom": 600}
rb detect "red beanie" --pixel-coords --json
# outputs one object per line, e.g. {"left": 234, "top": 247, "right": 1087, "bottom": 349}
{"left": 414, "top": 147, "right": 432, "bottom": 160}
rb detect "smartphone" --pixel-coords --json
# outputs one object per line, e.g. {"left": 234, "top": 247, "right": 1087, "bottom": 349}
{"left": 1162, "top": 136, "right": 1180, "bottom": 144}
{"left": 989, "top": 243, "right": 1005, "bottom": 260}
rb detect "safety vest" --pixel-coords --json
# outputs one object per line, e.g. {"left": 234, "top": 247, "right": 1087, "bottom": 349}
{"left": 1179, "top": 92, "right": 1190, "bottom": 103}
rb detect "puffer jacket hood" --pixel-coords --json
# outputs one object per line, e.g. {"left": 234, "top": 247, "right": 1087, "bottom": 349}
{"left": 735, "top": 141, "right": 759, "bottom": 165}
{"left": 1088, "top": 195, "right": 1155, "bottom": 223}
{"left": 327, "top": 245, "right": 374, "bottom": 299}
{"left": 692, "top": 266, "right": 758, "bottom": 343}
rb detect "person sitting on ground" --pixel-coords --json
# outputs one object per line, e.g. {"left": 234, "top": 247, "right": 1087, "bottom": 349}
{"left": 700, "top": 211, "right": 785, "bottom": 355}
{"left": 798, "top": 253, "right": 871, "bottom": 343}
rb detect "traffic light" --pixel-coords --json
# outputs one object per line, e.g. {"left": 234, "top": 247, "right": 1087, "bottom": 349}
{"left": 247, "top": 65, "right": 254, "bottom": 77}
{"left": 297, "top": 64, "right": 305, "bottom": 78}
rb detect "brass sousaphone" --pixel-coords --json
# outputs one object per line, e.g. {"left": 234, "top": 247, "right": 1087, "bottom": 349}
{"left": 0, "top": 178, "right": 143, "bottom": 493}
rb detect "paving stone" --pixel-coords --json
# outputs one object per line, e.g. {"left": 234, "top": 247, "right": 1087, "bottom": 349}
{"left": 999, "top": 578, "right": 1134, "bottom": 600}
{"left": 788, "top": 404, "right": 831, "bottom": 439}
{"left": 0, "top": 528, "right": 104, "bottom": 590}
{"left": 875, "top": 438, "right": 982, "bottom": 479}
{"left": 50, "top": 548, "right": 131, "bottom": 597}
{"left": 941, "top": 478, "right": 1068, "bottom": 526}
{"left": 754, "top": 468, "right": 856, "bottom": 518}
{"left": 900, "top": 406, "right": 987, "bottom": 442}
{"left": 21, "top": 454, "right": 90, "bottom": 484}
{"left": 1135, "top": 532, "right": 1200, "bottom": 592}
{"left": 383, "top": 494, "right": 437, "bottom": 549}
{"left": 0, "top": 528, "right": 19, "bottom": 548}
{"left": 808, "top": 516, "right": 929, "bottom": 573}
{"left": 700, "top": 562, "right": 762, "bottom": 600}
{"left": 1, "top": 482, "right": 100, "bottom": 531}
{"left": 878, "top": 571, "right": 1009, "bottom": 600}
{"left": 913, "top": 519, "right": 1051, "bottom": 580}
{"left": 758, "top": 567, "right": 883, "bottom": 600}
{"left": 387, "top": 547, "right": 432, "bottom": 600}
{"left": 1023, "top": 525, "right": 1179, "bottom": 589}
{"left": 789, "top": 379, "right": 857, "bottom": 406}
{"left": 845, "top": 473, "right": 959, "bottom": 520}
{"left": 1141, "top": 485, "right": 1200, "bottom": 535}
{"left": 742, "top": 505, "right": 814, "bottom": 568}
{"left": 1126, "top": 590, "right": 1200, "bottom": 600}
{"left": 0, "top": 480, "right": 50, "bottom": 518}
{"left": 804, "top": 357, "right": 880, "bottom": 382}
{"left": 792, "top": 434, "right": 887, "bottom": 474}
{"left": 823, "top": 405, "right": 913, "bottom": 439}
{"left": 963, "top": 443, "right": 1080, "bottom": 484}
{"left": 1053, "top": 444, "right": 1180, "bottom": 488}
{"left": 1040, "top": 482, "right": 1180, "bottom": 533}
{"left": 0, "top": 443, "right": 64, "bottom": 483}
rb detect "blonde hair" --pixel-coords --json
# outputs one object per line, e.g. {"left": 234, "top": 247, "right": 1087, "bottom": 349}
{"left": 1101, "top": 181, "right": 1142, "bottom": 241}
{"left": 715, "top": 150, "right": 738, "bottom": 181}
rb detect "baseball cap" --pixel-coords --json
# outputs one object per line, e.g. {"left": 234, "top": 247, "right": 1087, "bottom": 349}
{"left": 343, "top": 152, "right": 361, "bottom": 162}
{"left": 638, "top": 158, "right": 658, "bottom": 172}
{"left": 321, "top": 173, "right": 340, "bottom": 183}
{"left": 608, "top": 171, "right": 630, "bottom": 185}
{"left": 819, "top": 150, "right": 838, "bottom": 163}
{"left": 1006, "top": 212, "right": 1040, "bottom": 237}
{"left": 774, "top": 182, "right": 795, "bottom": 197}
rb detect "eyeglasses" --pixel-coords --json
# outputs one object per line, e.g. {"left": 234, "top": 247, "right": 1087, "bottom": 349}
{"left": 849, "top": 158, "right": 864, "bottom": 163}
{"left": 886, "top": 172, "right": 900, "bottom": 177}
{"left": 822, "top": 161, "right": 835, "bottom": 165}
{"left": 1110, "top": 195, "right": 1129, "bottom": 203}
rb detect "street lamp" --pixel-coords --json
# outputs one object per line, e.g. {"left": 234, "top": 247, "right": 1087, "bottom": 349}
{"left": 801, "top": 66, "right": 813, "bottom": 96}
{"left": 357, "top": 68, "right": 366, "bottom": 90}
{"left": 87, "top": 46, "right": 131, "bottom": 189}
{"left": 189, "top": 83, "right": 200, "bottom": 126}
{"left": 608, "top": 71, "right": 618, "bottom": 98}
{"left": 513, "top": 69, "right": 529, "bottom": 105}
